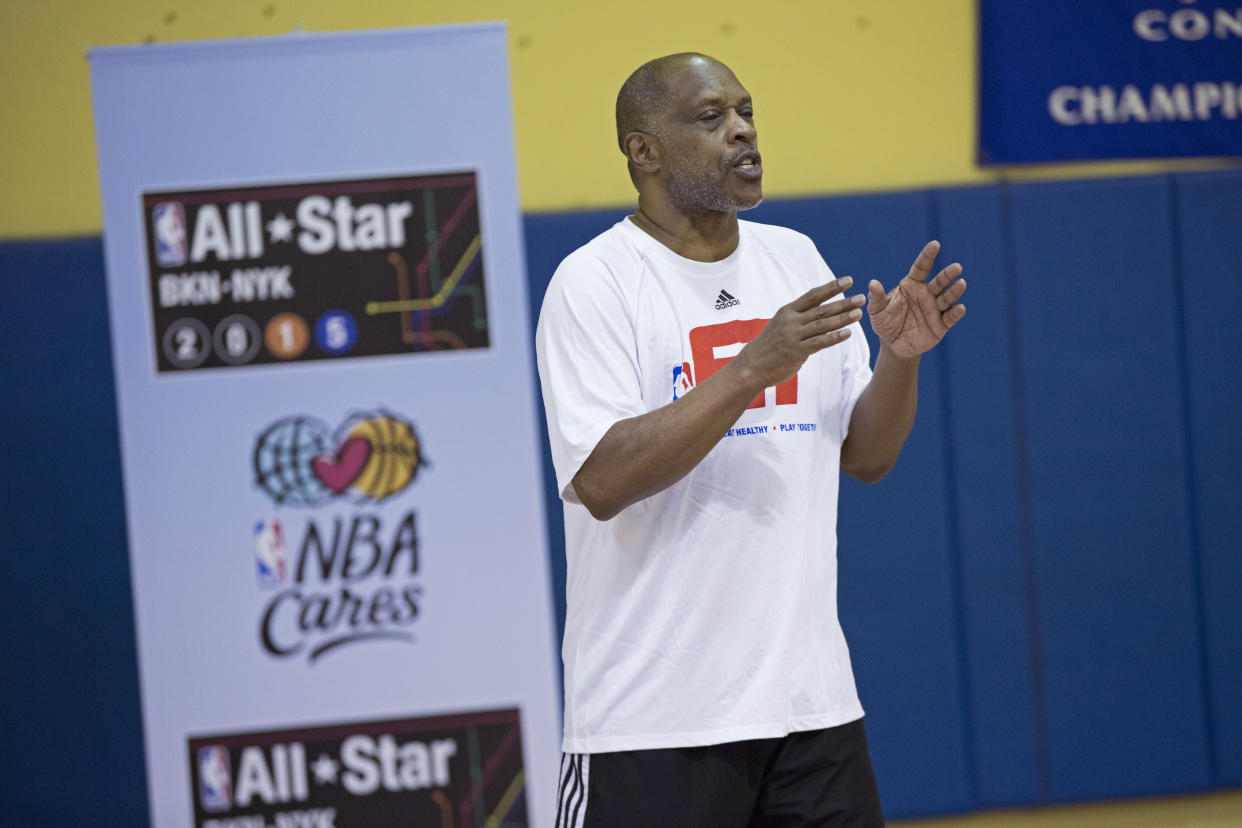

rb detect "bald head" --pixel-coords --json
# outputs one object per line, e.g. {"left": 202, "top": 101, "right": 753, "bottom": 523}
{"left": 615, "top": 52, "right": 734, "bottom": 155}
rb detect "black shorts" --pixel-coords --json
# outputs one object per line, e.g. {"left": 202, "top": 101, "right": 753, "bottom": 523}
{"left": 553, "top": 718, "right": 885, "bottom": 828}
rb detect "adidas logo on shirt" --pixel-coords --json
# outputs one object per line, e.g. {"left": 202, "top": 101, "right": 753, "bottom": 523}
{"left": 715, "top": 289, "right": 740, "bottom": 310}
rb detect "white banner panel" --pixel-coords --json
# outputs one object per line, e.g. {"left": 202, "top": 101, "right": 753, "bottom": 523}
{"left": 89, "top": 24, "right": 560, "bottom": 828}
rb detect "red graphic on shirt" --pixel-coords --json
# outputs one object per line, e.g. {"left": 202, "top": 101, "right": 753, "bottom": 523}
{"left": 688, "top": 319, "right": 797, "bottom": 409}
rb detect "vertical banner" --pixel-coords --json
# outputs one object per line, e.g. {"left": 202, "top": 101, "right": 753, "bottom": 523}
{"left": 979, "top": 1, "right": 1242, "bottom": 163}
{"left": 89, "top": 25, "right": 561, "bottom": 827}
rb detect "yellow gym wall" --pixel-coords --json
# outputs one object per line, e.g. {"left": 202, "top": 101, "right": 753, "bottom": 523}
{"left": 0, "top": 0, "right": 1231, "bottom": 239}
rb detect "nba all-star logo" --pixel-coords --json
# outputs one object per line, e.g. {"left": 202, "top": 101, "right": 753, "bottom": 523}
{"left": 187, "top": 709, "right": 528, "bottom": 828}
{"left": 250, "top": 409, "right": 428, "bottom": 663}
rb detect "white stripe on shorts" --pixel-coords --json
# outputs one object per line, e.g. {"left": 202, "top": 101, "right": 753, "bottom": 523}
{"left": 554, "top": 752, "right": 590, "bottom": 828}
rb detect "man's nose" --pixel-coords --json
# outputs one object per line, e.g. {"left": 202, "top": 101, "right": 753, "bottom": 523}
{"left": 727, "top": 110, "right": 756, "bottom": 143}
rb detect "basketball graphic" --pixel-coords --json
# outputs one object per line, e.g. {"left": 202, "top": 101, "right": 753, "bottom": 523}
{"left": 344, "top": 412, "right": 424, "bottom": 500}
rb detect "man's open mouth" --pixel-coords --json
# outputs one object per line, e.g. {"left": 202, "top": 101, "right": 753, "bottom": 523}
{"left": 730, "top": 150, "right": 763, "bottom": 179}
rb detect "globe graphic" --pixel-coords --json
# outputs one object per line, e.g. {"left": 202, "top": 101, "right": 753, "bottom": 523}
{"left": 253, "top": 416, "right": 332, "bottom": 506}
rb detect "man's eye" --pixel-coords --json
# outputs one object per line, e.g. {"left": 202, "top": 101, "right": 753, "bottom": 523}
{"left": 740, "top": 109, "right": 754, "bottom": 118}
{"left": 699, "top": 111, "right": 720, "bottom": 122}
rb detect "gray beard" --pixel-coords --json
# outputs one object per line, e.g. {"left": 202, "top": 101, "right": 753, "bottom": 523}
{"left": 665, "top": 164, "right": 762, "bottom": 214}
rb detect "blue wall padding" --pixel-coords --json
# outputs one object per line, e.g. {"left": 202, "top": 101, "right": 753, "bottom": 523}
{"left": 0, "top": 239, "right": 147, "bottom": 826}
{"left": 1174, "top": 171, "right": 1242, "bottom": 785}
{"left": 1006, "top": 177, "right": 1212, "bottom": 799}
{"left": 3, "top": 172, "right": 1241, "bottom": 825}
{"left": 933, "top": 185, "right": 1045, "bottom": 806}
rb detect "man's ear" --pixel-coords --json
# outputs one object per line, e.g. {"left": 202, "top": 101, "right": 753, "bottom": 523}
{"left": 624, "top": 132, "right": 661, "bottom": 176}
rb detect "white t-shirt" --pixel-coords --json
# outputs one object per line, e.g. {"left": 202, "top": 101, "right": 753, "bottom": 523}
{"left": 535, "top": 217, "right": 873, "bottom": 754}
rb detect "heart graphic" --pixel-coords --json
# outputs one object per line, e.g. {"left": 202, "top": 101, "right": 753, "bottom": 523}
{"left": 311, "top": 436, "right": 373, "bottom": 494}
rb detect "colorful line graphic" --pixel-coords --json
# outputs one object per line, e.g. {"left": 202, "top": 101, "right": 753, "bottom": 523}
{"left": 485, "top": 770, "right": 526, "bottom": 828}
{"left": 433, "top": 790, "right": 455, "bottom": 828}
{"left": 363, "top": 183, "right": 488, "bottom": 351}
{"left": 370, "top": 235, "right": 483, "bottom": 315}
{"left": 460, "top": 724, "right": 522, "bottom": 828}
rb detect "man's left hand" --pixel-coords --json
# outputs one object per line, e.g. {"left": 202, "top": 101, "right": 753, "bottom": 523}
{"left": 867, "top": 240, "right": 967, "bottom": 358}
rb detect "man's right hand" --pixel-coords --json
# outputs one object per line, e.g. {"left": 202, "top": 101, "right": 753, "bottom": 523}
{"left": 733, "top": 277, "right": 863, "bottom": 390}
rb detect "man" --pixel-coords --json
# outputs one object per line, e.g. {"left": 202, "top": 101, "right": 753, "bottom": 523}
{"left": 536, "top": 53, "right": 966, "bottom": 827}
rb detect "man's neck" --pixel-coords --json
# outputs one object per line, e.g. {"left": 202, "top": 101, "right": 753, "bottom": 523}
{"left": 630, "top": 194, "right": 739, "bottom": 262}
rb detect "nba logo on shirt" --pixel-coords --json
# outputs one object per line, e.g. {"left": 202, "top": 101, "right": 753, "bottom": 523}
{"left": 153, "top": 201, "right": 187, "bottom": 267}
{"left": 197, "top": 745, "right": 232, "bottom": 812}
{"left": 672, "top": 362, "right": 694, "bottom": 401}
{"left": 253, "top": 518, "right": 287, "bottom": 588}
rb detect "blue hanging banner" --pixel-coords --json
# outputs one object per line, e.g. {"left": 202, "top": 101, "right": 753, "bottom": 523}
{"left": 979, "top": 1, "right": 1242, "bottom": 163}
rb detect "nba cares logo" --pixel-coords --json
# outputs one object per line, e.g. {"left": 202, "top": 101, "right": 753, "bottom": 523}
{"left": 253, "top": 410, "right": 425, "bottom": 508}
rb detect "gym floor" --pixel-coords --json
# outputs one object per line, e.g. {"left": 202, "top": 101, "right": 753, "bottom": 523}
{"left": 892, "top": 790, "right": 1242, "bottom": 827}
